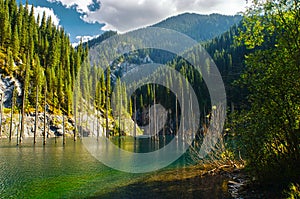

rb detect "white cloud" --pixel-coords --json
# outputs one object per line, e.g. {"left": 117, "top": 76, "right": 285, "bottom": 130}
{"left": 72, "top": 34, "right": 100, "bottom": 47}
{"left": 76, "top": 34, "right": 100, "bottom": 43}
{"left": 48, "top": 0, "right": 247, "bottom": 32}
{"left": 29, "top": 5, "right": 60, "bottom": 26}
{"left": 47, "top": 0, "right": 98, "bottom": 13}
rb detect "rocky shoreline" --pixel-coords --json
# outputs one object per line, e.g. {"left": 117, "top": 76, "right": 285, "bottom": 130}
{"left": 0, "top": 112, "right": 76, "bottom": 139}
{"left": 0, "top": 75, "right": 73, "bottom": 138}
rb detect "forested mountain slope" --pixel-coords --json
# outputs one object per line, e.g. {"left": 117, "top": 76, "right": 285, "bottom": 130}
{"left": 87, "top": 13, "right": 242, "bottom": 49}
{"left": 153, "top": 13, "right": 242, "bottom": 42}
{"left": 0, "top": 0, "right": 111, "bottom": 140}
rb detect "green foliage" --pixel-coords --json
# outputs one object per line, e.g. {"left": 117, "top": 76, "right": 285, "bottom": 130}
{"left": 203, "top": 24, "right": 248, "bottom": 108}
{"left": 232, "top": 0, "right": 300, "bottom": 182}
{"left": 285, "top": 184, "right": 300, "bottom": 199}
{"left": 0, "top": 0, "right": 88, "bottom": 115}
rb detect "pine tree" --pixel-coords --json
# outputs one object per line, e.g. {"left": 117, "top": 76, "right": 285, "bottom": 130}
{"left": 11, "top": 24, "right": 19, "bottom": 60}
{"left": 0, "top": 0, "right": 11, "bottom": 47}
{"left": 6, "top": 47, "right": 14, "bottom": 75}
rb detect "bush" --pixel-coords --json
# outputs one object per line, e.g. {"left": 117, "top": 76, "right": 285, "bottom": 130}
{"left": 285, "top": 184, "right": 300, "bottom": 199}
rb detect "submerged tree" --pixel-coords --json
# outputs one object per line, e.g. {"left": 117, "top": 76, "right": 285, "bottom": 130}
{"left": 9, "top": 84, "right": 16, "bottom": 141}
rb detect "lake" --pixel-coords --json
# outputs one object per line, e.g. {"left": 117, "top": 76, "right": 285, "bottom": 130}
{"left": 0, "top": 136, "right": 231, "bottom": 198}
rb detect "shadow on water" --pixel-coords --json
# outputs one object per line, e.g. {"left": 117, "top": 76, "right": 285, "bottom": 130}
{"left": 92, "top": 135, "right": 232, "bottom": 199}
{"left": 91, "top": 165, "right": 231, "bottom": 199}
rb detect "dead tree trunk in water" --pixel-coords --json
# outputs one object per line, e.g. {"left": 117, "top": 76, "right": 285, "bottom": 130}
{"left": 34, "top": 83, "right": 39, "bottom": 144}
{"left": 106, "top": 89, "right": 109, "bottom": 138}
{"left": 134, "top": 95, "right": 137, "bottom": 138}
{"left": 97, "top": 106, "right": 99, "bottom": 141}
{"left": 79, "top": 97, "right": 83, "bottom": 138}
{"left": 43, "top": 83, "right": 47, "bottom": 145}
{"left": 73, "top": 91, "right": 77, "bottom": 141}
{"left": 17, "top": 109, "right": 21, "bottom": 145}
{"left": 9, "top": 86, "right": 15, "bottom": 141}
{"left": 153, "top": 85, "right": 157, "bottom": 140}
{"left": 63, "top": 112, "right": 66, "bottom": 145}
{"left": 20, "top": 60, "right": 30, "bottom": 145}
{"left": 20, "top": 88, "right": 26, "bottom": 145}
{"left": 175, "top": 97, "right": 178, "bottom": 137}
{"left": 119, "top": 91, "right": 122, "bottom": 137}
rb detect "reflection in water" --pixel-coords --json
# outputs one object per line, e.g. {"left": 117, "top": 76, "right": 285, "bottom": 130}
{"left": 0, "top": 137, "right": 230, "bottom": 198}
{"left": 110, "top": 135, "right": 174, "bottom": 153}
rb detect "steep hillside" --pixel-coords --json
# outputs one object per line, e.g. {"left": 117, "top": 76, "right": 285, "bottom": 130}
{"left": 203, "top": 24, "right": 248, "bottom": 108}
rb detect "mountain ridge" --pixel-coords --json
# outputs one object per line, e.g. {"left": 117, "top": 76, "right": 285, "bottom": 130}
{"left": 152, "top": 12, "right": 242, "bottom": 41}
{"left": 85, "top": 12, "right": 242, "bottom": 48}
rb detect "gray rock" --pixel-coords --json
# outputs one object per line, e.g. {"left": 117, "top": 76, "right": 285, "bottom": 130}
{"left": 56, "top": 129, "right": 63, "bottom": 136}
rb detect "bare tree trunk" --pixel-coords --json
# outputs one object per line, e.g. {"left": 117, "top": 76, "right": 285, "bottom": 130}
{"left": 106, "top": 89, "right": 109, "bottom": 138}
{"left": 9, "top": 86, "right": 15, "bottom": 141}
{"left": 96, "top": 84, "right": 100, "bottom": 141}
{"left": 73, "top": 74, "right": 77, "bottom": 142}
{"left": 97, "top": 107, "right": 99, "bottom": 141}
{"left": 163, "top": 112, "right": 165, "bottom": 137}
{"left": 134, "top": 95, "right": 137, "bottom": 138}
{"left": 34, "top": 84, "right": 39, "bottom": 144}
{"left": 73, "top": 93, "right": 77, "bottom": 141}
{"left": 190, "top": 93, "right": 194, "bottom": 140}
{"left": 148, "top": 103, "right": 151, "bottom": 137}
{"left": 17, "top": 109, "right": 21, "bottom": 145}
{"left": 20, "top": 87, "right": 26, "bottom": 144}
{"left": 93, "top": 102, "right": 95, "bottom": 137}
{"left": 181, "top": 87, "right": 184, "bottom": 141}
{"left": 153, "top": 85, "right": 157, "bottom": 140}
{"left": 43, "top": 83, "right": 47, "bottom": 145}
{"left": 175, "top": 97, "right": 178, "bottom": 136}
{"left": 63, "top": 113, "right": 66, "bottom": 145}
{"left": 85, "top": 96, "right": 90, "bottom": 136}
{"left": 119, "top": 91, "right": 122, "bottom": 137}
{"left": 79, "top": 97, "right": 82, "bottom": 138}
{"left": 20, "top": 60, "right": 30, "bottom": 144}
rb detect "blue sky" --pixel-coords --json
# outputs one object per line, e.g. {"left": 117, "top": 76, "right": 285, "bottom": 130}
{"left": 17, "top": 0, "right": 247, "bottom": 44}
{"left": 17, "top": 0, "right": 104, "bottom": 43}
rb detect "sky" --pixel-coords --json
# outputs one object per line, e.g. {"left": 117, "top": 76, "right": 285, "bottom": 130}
{"left": 17, "top": 0, "right": 247, "bottom": 44}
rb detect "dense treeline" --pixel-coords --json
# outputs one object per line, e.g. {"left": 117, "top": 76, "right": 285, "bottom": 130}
{"left": 106, "top": 24, "right": 249, "bottom": 131}
{"left": 86, "top": 13, "right": 246, "bottom": 135}
{"left": 0, "top": 0, "right": 82, "bottom": 114}
{"left": 0, "top": 0, "right": 113, "bottom": 142}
